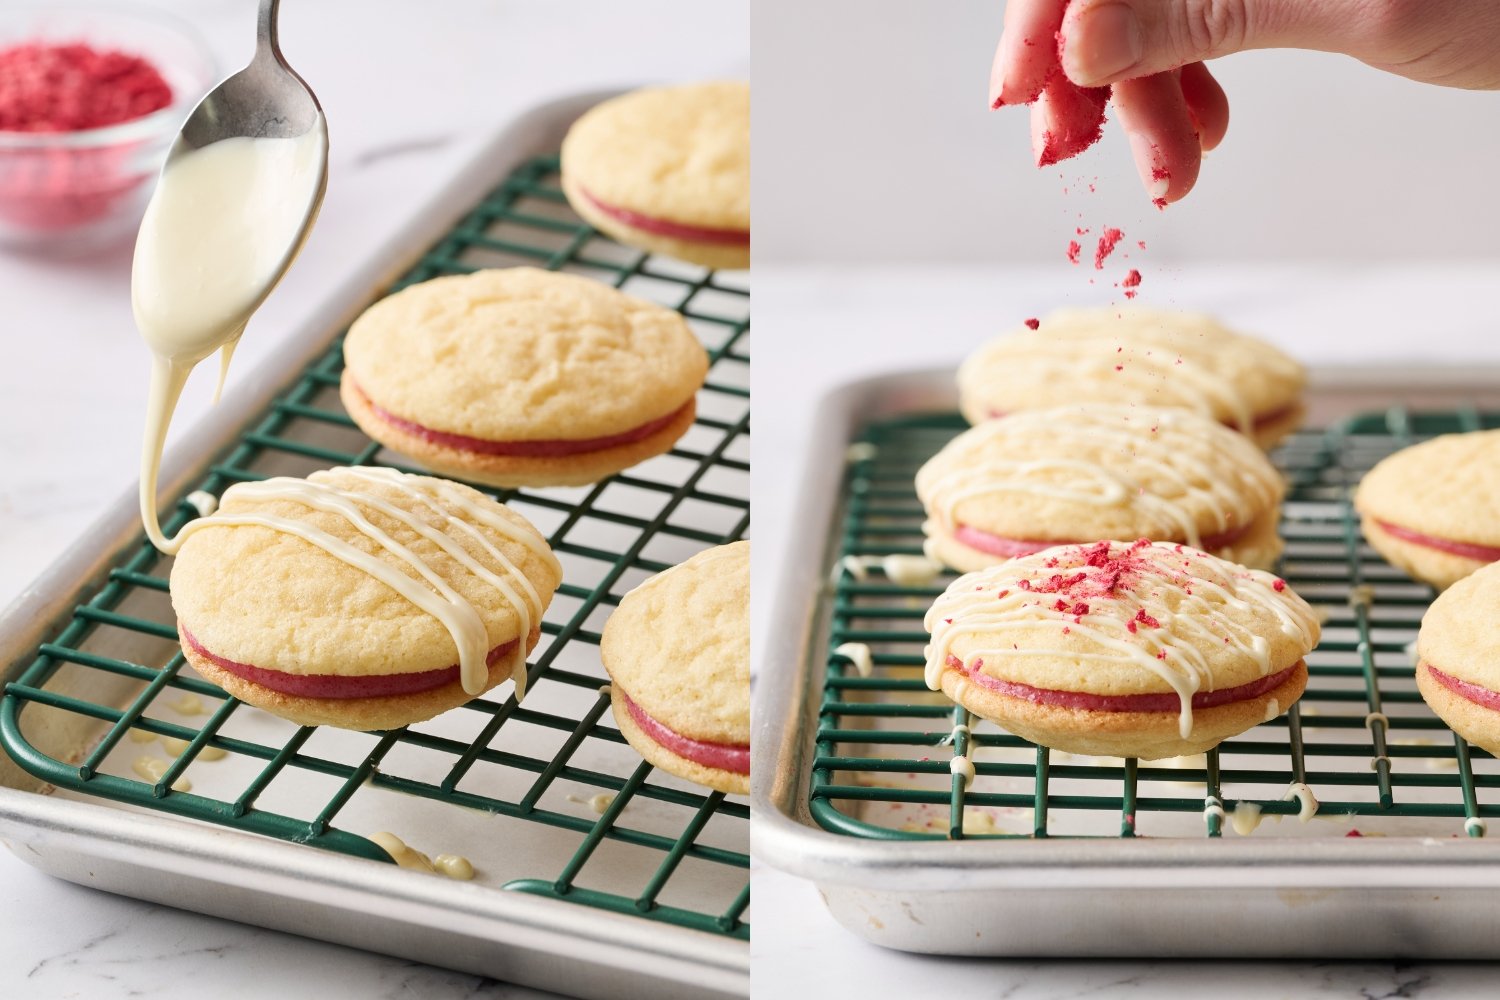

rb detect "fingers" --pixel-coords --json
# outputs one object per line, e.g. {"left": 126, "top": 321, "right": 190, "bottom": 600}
{"left": 990, "top": 0, "right": 1067, "bottom": 108}
{"left": 1059, "top": 0, "right": 1359, "bottom": 87}
{"left": 1110, "top": 70, "right": 1202, "bottom": 203}
{"left": 1179, "top": 61, "right": 1229, "bottom": 151}
{"left": 1030, "top": 73, "right": 1110, "bottom": 166}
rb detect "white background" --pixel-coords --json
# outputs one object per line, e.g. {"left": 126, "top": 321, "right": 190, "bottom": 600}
{"left": 0, "top": 1, "right": 747, "bottom": 998}
{"left": 754, "top": 0, "right": 1500, "bottom": 264}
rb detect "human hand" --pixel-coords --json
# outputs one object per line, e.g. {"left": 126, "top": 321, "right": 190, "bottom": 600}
{"left": 990, "top": 0, "right": 1500, "bottom": 203}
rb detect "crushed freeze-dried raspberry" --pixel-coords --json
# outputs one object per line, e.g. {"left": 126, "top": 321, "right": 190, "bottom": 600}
{"left": 1024, "top": 317, "right": 1040, "bottom": 330}
{"left": 1094, "top": 227, "right": 1125, "bottom": 269}
{"left": 1067, "top": 240, "right": 1082, "bottom": 264}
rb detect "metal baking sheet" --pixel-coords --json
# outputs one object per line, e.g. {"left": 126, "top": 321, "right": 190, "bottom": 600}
{"left": 0, "top": 92, "right": 747, "bottom": 1000}
{"left": 752, "top": 366, "right": 1500, "bottom": 959}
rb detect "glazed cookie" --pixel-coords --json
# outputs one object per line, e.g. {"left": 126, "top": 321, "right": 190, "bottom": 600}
{"left": 916, "top": 405, "right": 1285, "bottom": 573}
{"left": 923, "top": 539, "right": 1320, "bottom": 760}
{"left": 600, "top": 540, "right": 748, "bottom": 794}
{"left": 957, "top": 307, "right": 1307, "bottom": 449}
{"left": 170, "top": 466, "right": 562, "bottom": 730}
{"left": 1416, "top": 561, "right": 1500, "bottom": 757}
{"left": 561, "top": 81, "right": 749, "bottom": 270}
{"left": 341, "top": 268, "right": 707, "bottom": 488}
{"left": 1354, "top": 430, "right": 1500, "bottom": 591}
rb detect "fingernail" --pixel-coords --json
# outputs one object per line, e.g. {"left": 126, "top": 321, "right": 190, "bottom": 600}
{"left": 1127, "top": 130, "right": 1171, "bottom": 199}
{"left": 1064, "top": 3, "right": 1142, "bottom": 84}
{"left": 988, "top": 38, "right": 1007, "bottom": 108}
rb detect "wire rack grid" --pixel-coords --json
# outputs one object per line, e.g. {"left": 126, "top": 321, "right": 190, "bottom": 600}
{"left": 812, "top": 407, "right": 1500, "bottom": 845}
{"left": 0, "top": 154, "right": 749, "bottom": 940}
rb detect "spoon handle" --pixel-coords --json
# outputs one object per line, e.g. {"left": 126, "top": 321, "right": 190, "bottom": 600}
{"left": 257, "top": 0, "right": 282, "bottom": 60}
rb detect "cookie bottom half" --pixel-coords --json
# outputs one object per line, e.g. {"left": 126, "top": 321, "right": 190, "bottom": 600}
{"left": 938, "top": 659, "right": 1308, "bottom": 761}
{"left": 183, "top": 624, "right": 543, "bottom": 731}
{"left": 341, "top": 372, "right": 697, "bottom": 488}
{"left": 609, "top": 688, "right": 748, "bottom": 795}
{"left": 562, "top": 174, "right": 749, "bottom": 272}
{"left": 1417, "top": 662, "right": 1500, "bottom": 757}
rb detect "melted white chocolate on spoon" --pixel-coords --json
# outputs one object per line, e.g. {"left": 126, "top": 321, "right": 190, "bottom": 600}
{"left": 134, "top": 121, "right": 327, "bottom": 553}
{"left": 174, "top": 468, "right": 560, "bottom": 698}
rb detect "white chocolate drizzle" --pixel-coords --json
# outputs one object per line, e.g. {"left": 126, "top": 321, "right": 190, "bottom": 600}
{"left": 924, "top": 540, "right": 1320, "bottom": 739}
{"left": 165, "top": 467, "right": 559, "bottom": 698}
{"left": 132, "top": 756, "right": 190, "bottom": 792}
{"left": 1229, "top": 801, "right": 1263, "bottom": 836}
{"left": 833, "top": 642, "right": 874, "bottom": 678}
{"left": 950, "top": 755, "right": 975, "bottom": 791}
{"left": 370, "top": 831, "right": 434, "bottom": 872}
{"left": 881, "top": 554, "right": 944, "bottom": 587}
{"left": 1284, "top": 782, "right": 1318, "bottom": 822}
{"left": 958, "top": 314, "right": 1303, "bottom": 434}
{"left": 433, "top": 854, "right": 475, "bottom": 880}
{"left": 1203, "top": 794, "right": 1226, "bottom": 825}
{"left": 917, "top": 406, "right": 1280, "bottom": 551}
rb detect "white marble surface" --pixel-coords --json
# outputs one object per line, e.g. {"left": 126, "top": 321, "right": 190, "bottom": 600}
{"left": 0, "top": 1, "right": 745, "bottom": 997}
{"left": 751, "top": 262, "right": 1500, "bottom": 997}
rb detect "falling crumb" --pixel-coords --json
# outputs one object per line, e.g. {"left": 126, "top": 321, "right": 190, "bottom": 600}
{"left": 1136, "top": 240, "right": 1146, "bottom": 250}
{"left": 1024, "top": 317, "right": 1040, "bottom": 330}
{"left": 1152, "top": 197, "right": 1167, "bottom": 210}
{"left": 1094, "top": 228, "right": 1124, "bottom": 269}
{"left": 1066, "top": 240, "right": 1081, "bottom": 264}
{"left": 1122, "top": 269, "right": 1141, "bottom": 288}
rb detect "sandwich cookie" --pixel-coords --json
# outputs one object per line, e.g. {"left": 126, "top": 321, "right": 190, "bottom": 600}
{"left": 923, "top": 539, "right": 1320, "bottom": 760}
{"left": 916, "top": 405, "right": 1285, "bottom": 573}
{"left": 957, "top": 307, "right": 1307, "bottom": 449}
{"left": 1355, "top": 429, "right": 1500, "bottom": 591}
{"left": 170, "top": 467, "right": 562, "bottom": 730}
{"left": 1416, "top": 561, "right": 1500, "bottom": 757}
{"left": 341, "top": 268, "right": 708, "bottom": 488}
{"left": 561, "top": 81, "right": 749, "bottom": 271}
{"left": 601, "top": 540, "right": 749, "bottom": 794}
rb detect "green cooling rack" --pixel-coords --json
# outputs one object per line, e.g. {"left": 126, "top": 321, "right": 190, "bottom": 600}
{"left": 813, "top": 407, "right": 1500, "bottom": 844}
{"left": 0, "top": 154, "right": 749, "bottom": 940}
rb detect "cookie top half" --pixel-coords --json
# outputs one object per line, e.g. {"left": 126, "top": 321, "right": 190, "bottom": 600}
{"left": 924, "top": 539, "right": 1320, "bottom": 698}
{"left": 601, "top": 540, "right": 749, "bottom": 744}
{"left": 342, "top": 268, "right": 707, "bottom": 443}
{"left": 1418, "top": 560, "right": 1500, "bottom": 689}
{"left": 916, "top": 404, "right": 1284, "bottom": 547}
{"left": 957, "top": 307, "right": 1305, "bottom": 434}
{"left": 1355, "top": 430, "right": 1500, "bottom": 548}
{"left": 561, "top": 81, "right": 749, "bottom": 232}
{"left": 171, "top": 467, "right": 562, "bottom": 678}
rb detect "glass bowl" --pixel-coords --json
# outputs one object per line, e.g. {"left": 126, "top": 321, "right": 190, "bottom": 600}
{"left": 0, "top": 3, "right": 216, "bottom": 254}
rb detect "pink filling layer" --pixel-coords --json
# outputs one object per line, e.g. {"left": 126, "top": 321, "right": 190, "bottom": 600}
{"left": 952, "top": 519, "right": 1253, "bottom": 559}
{"left": 577, "top": 186, "right": 749, "bottom": 246}
{"left": 182, "top": 627, "right": 517, "bottom": 699}
{"left": 947, "top": 654, "right": 1298, "bottom": 713}
{"left": 1375, "top": 520, "right": 1500, "bottom": 563}
{"left": 1426, "top": 663, "right": 1500, "bottom": 713}
{"left": 622, "top": 691, "right": 749, "bottom": 775}
{"left": 353, "top": 381, "right": 689, "bottom": 457}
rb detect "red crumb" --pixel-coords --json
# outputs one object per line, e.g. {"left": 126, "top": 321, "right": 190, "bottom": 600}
{"left": 1137, "top": 240, "right": 1147, "bottom": 250}
{"left": 1094, "top": 227, "right": 1125, "bottom": 269}
{"left": 0, "top": 42, "right": 172, "bottom": 132}
{"left": 1126, "top": 620, "right": 1138, "bottom": 634}
{"left": 1134, "top": 609, "right": 1160, "bottom": 629}
{"left": 996, "top": 589, "right": 1009, "bottom": 599}
{"left": 1151, "top": 166, "right": 1170, "bottom": 183}
{"left": 1024, "top": 317, "right": 1040, "bottom": 330}
{"left": 1122, "top": 269, "right": 1141, "bottom": 288}
{"left": 1273, "top": 579, "right": 1286, "bottom": 592}
{"left": 1076, "top": 227, "right": 1090, "bottom": 236}
{"left": 1156, "top": 650, "right": 1167, "bottom": 660}
{"left": 1124, "top": 290, "right": 1138, "bottom": 299}
{"left": 1061, "top": 626, "right": 1071, "bottom": 635}
{"left": 1152, "top": 197, "right": 1167, "bottom": 210}
{"left": 1346, "top": 829, "right": 1363, "bottom": 838}
{"left": 1067, "top": 240, "right": 1082, "bottom": 264}
{"left": 1017, "top": 579, "right": 1033, "bottom": 591}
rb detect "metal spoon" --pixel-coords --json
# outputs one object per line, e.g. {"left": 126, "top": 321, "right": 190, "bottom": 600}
{"left": 166, "top": 0, "right": 328, "bottom": 271}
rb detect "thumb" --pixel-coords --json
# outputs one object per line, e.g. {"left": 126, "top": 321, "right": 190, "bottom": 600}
{"left": 1058, "top": 0, "right": 1349, "bottom": 87}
